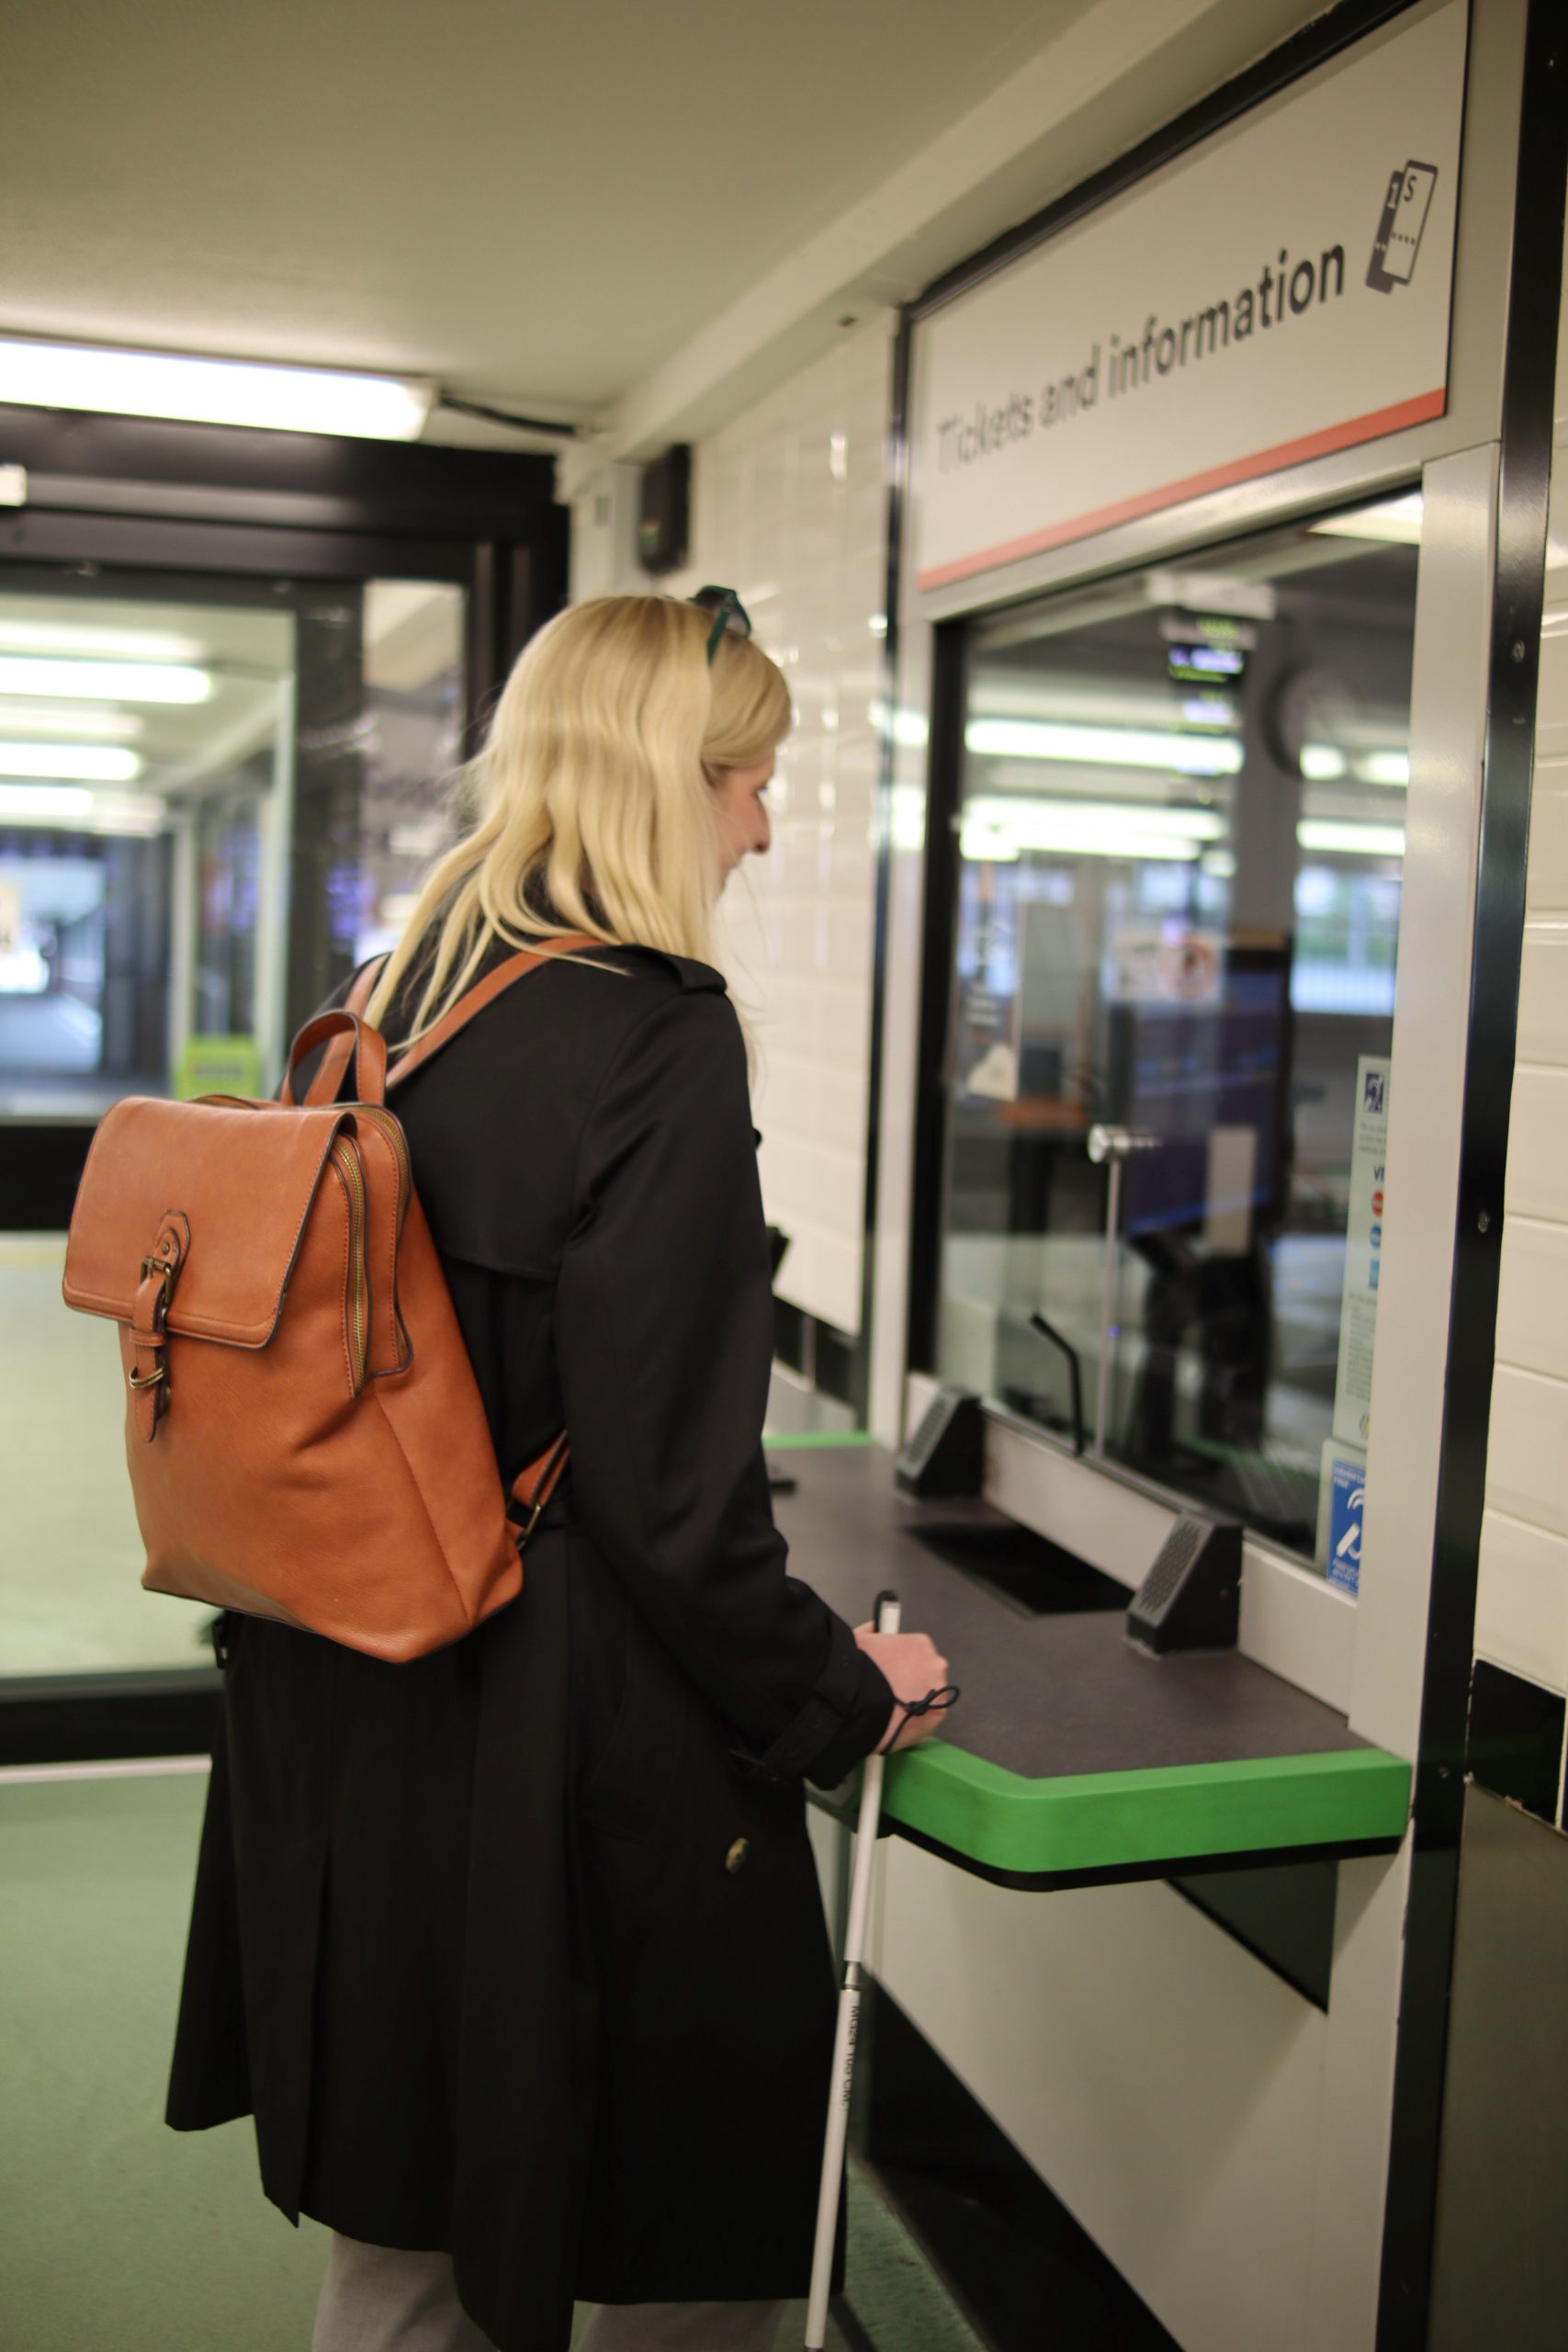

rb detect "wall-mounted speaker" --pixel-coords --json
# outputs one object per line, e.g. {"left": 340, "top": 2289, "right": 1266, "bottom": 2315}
{"left": 895, "top": 1388, "right": 984, "bottom": 1500}
{"left": 637, "top": 444, "right": 691, "bottom": 575}
{"left": 1126, "top": 1514, "right": 1242, "bottom": 1654}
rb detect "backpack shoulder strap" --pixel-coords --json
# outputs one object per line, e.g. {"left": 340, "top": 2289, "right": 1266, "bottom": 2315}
{"left": 345, "top": 958, "right": 385, "bottom": 1017}
{"left": 385, "top": 937, "right": 596, "bottom": 1091}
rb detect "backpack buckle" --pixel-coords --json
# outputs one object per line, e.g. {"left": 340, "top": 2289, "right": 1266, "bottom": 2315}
{"left": 138, "top": 1253, "right": 175, "bottom": 1314}
{"left": 129, "top": 1217, "right": 187, "bottom": 1440}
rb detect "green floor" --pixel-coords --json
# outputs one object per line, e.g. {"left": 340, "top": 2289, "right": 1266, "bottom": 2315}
{"left": 0, "top": 1764, "right": 982, "bottom": 2352}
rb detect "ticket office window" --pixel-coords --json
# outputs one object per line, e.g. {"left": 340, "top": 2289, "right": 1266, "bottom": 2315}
{"left": 931, "top": 497, "right": 1420, "bottom": 1568}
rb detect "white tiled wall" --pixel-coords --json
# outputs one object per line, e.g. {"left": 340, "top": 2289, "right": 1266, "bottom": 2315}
{"left": 577, "top": 318, "right": 896, "bottom": 1338}
{"left": 1474, "top": 272, "right": 1568, "bottom": 1703}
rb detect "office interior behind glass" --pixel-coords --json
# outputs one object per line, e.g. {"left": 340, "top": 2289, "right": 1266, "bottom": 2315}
{"left": 932, "top": 492, "right": 1420, "bottom": 1570}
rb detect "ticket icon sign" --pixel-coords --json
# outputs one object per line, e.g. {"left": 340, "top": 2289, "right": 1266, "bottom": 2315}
{"left": 1368, "top": 161, "right": 1438, "bottom": 291}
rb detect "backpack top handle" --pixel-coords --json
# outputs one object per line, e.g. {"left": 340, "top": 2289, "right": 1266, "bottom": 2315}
{"left": 280, "top": 1008, "right": 389, "bottom": 1108}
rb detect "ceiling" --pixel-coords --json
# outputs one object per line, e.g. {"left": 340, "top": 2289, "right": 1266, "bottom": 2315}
{"left": 4, "top": 0, "right": 1099, "bottom": 431}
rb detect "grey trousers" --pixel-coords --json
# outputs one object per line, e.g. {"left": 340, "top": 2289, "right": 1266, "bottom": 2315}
{"left": 311, "top": 2233, "right": 785, "bottom": 2352}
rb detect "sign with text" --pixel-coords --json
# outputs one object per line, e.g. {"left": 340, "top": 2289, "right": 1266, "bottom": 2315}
{"left": 175, "top": 1035, "right": 265, "bottom": 1102}
{"left": 1333, "top": 1056, "right": 1391, "bottom": 1449}
{"left": 910, "top": 0, "right": 1467, "bottom": 594}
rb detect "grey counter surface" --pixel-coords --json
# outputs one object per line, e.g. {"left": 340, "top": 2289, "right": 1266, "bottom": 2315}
{"left": 772, "top": 1442, "right": 1369, "bottom": 1780}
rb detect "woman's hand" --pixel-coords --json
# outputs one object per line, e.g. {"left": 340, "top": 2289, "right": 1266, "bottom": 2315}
{"left": 853, "top": 1624, "right": 953, "bottom": 1753}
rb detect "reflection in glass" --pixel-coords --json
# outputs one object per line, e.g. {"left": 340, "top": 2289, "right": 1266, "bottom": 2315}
{"left": 934, "top": 507, "right": 1419, "bottom": 1566}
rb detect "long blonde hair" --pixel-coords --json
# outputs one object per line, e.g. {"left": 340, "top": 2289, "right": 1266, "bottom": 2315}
{"left": 367, "top": 594, "right": 791, "bottom": 1038}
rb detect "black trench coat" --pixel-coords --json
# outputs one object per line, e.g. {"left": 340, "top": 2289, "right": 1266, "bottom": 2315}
{"left": 164, "top": 944, "right": 895, "bottom": 2352}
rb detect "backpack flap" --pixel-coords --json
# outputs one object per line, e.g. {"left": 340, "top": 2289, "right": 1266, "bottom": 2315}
{"left": 63, "top": 1094, "right": 352, "bottom": 1347}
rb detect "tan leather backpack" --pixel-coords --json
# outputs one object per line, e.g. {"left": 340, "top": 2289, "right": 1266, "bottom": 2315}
{"left": 61, "top": 943, "right": 588, "bottom": 1662}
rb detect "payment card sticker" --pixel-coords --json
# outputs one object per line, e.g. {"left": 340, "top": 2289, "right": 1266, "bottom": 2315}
{"left": 1327, "top": 1460, "right": 1365, "bottom": 1597}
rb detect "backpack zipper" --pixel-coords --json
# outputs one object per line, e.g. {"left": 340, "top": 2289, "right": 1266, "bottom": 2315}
{"left": 350, "top": 1104, "right": 412, "bottom": 1369}
{"left": 330, "top": 1136, "right": 370, "bottom": 1392}
{"left": 352, "top": 1104, "right": 411, "bottom": 1237}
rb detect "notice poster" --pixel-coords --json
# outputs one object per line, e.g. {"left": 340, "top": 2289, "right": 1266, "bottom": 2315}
{"left": 955, "top": 984, "right": 1022, "bottom": 1100}
{"left": 1332, "top": 1056, "right": 1390, "bottom": 1448}
{"left": 954, "top": 860, "right": 1022, "bottom": 1102}
{"left": 1108, "top": 925, "right": 1224, "bottom": 1005}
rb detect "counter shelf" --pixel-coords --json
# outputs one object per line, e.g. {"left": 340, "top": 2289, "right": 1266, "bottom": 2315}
{"left": 773, "top": 1442, "right": 1411, "bottom": 1890}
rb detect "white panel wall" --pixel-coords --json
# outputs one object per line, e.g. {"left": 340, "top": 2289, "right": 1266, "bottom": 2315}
{"left": 570, "top": 318, "right": 895, "bottom": 1339}
{"left": 1474, "top": 268, "right": 1568, "bottom": 1716}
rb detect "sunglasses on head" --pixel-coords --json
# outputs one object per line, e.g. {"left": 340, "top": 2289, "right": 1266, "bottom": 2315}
{"left": 688, "top": 584, "right": 752, "bottom": 663}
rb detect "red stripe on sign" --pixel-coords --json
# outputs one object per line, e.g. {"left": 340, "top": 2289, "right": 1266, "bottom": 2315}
{"left": 915, "top": 388, "right": 1449, "bottom": 594}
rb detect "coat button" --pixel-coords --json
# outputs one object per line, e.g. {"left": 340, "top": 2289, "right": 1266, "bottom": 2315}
{"left": 725, "top": 1837, "right": 750, "bottom": 1874}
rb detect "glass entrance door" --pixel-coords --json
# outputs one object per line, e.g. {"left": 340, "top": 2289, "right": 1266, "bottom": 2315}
{"left": 0, "top": 567, "right": 465, "bottom": 1680}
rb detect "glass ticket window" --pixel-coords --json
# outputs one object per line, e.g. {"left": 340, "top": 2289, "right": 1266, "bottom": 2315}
{"left": 932, "top": 496, "right": 1420, "bottom": 1566}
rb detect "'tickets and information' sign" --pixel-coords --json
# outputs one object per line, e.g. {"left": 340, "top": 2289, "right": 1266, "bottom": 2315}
{"left": 910, "top": 0, "right": 1467, "bottom": 594}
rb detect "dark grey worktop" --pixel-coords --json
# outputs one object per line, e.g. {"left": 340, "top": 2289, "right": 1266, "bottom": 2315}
{"left": 772, "top": 1442, "right": 1369, "bottom": 1779}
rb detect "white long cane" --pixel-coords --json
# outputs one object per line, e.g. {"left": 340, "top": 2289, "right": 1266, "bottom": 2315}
{"left": 804, "top": 1589, "right": 900, "bottom": 2351}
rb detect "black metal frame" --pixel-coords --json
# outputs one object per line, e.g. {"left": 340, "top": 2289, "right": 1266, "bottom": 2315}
{"left": 0, "top": 405, "right": 566, "bottom": 1767}
{"left": 850, "top": 334, "right": 911, "bottom": 1425}
{"left": 1376, "top": 4, "right": 1567, "bottom": 2341}
{"left": 905, "top": 615, "right": 967, "bottom": 1374}
{"left": 0, "top": 403, "right": 566, "bottom": 738}
{"left": 0, "top": 1669, "right": 223, "bottom": 1767}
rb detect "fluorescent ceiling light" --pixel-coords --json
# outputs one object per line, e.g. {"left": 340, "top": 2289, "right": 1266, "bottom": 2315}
{"left": 961, "top": 829, "right": 1021, "bottom": 863}
{"left": 872, "top": 700, "right": 931, "bottom": 750}
{"left": 1297, "top": 819, "right": 1405, "bottom": 856}
{"left": 1356, "top": 749, "right": 1410, "bottom": 787}
{"left": 1145, "top": 570, "right": 1277, "bottom": 621}
{"left": 962, "top": 796, "right": 1218, "bottom": 862}
{"left": 1310, "top": 492, "right": 1423, "bottom": 546}
{"left": 967, "top": 718, "right": 1241, "bottom": 776}
{"left": 0, "top": 617, "right": 205, "bottom": 661}
{"left": 1300, "top": 743, "right": 1348, "bottom": 781}
{"left": 0, "top": 701, "right": 142, "bottom": 739}
{"left": 0, "top": 782, "right": 164, "bottom": 833}
{"left": 0, "top": 741, "right": 142, "bottom": 781}
{"left": 0, "top": 783, "right": 92, "bottom": 819}
{"left": 964, "top": 794, "right": 1224, "bottom": 842}
{"left": 963, "top": 823, "right": 1198, "bottom": 863}
{"left": 0, "top": 337, "right": 434, "bottom": 442}
{"left": 0, "top": 654, "right": 212, "bottom": 705}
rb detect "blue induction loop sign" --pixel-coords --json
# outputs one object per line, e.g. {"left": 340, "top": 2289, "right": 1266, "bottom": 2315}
{"left": 1327, "top": 1462, "right": 1365, "bottom": 1597}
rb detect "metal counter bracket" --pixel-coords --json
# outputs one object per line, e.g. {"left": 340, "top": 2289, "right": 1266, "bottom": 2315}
{"left": 1085, "top": 1125, "right": 1162, "bottom": 1459}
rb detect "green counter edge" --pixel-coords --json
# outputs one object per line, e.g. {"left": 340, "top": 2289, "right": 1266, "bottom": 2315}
{"left": 873, "top": 1741, "right": 1412, "bottom": 1874}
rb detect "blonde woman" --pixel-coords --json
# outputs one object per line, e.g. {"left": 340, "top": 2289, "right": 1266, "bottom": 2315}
{"left": 166, "top": 592, "right": 950, "bottom": 2352}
